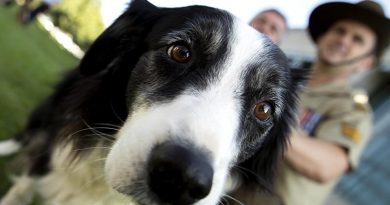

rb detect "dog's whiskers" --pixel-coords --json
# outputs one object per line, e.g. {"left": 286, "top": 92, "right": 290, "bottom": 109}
{"left": 78, "top": 133, "right": 115, "bottom": 143}
{"left": 219, "top": 197, "right": 228, "bottom": 205}
{"left": 66, "top": 127, "right": 101, "bottom": 139}
{"left": 68, "top": 120, "right": 119, "bottom": 143}
{"left": 233, "top": 165, "right": 261, "bottom": 180}
{"left": 114, "top": 180, "right": 159, "bottom": 205}
{"left": 110, "top": 104, "right": 126, "bottom": 124}
{"left": 94, "top": 122, "right": 122, "bottom": 129}
{"left": 232, "top": 165, "right": 272, "bottom": 193}
{"left": 232, "top": 166, "right": 249, "bottom": 179}
{"left": 66, "top": 156, "right": 107, "bottom": 174}
{"left": 79, "top": 174, "right": 106, "bottom": 189}
{"left": 81, "top": 118, "right": 119, "bottom": 135}
{"left": 90, "top": 157, "right": 108, "bottom": 162}
{"left": 73, "top": 146, "right": 111, "bottom": 152}
{"left": 222, "top": 194, "right": 245, "bottom": 205}
{"left": 220, "top": 194, "right": 233, "bottom": 205}
{"left": 85, "top": 126, "right": 117, "bottom": 138}
{"left": 65, "top": 126, "right": 117, "bottom": 143}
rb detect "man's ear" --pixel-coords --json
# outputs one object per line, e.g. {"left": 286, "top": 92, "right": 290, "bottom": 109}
{"left": 79, "top": 0, "right": 158, "bottom": 76}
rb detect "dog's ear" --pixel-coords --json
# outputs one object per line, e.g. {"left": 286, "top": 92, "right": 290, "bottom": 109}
{"left": 79, "top": 0, "right": 158, "bottom": 76}
{"left": 129, "top": 0, "right": 157, "bottom": 10}
{"left": 290, "top": 67, "right": 312, "bottom": 92}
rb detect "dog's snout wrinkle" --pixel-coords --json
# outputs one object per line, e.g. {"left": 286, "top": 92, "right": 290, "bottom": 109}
{"left": 147, "top": 142, "right": 214, "bottom": 204}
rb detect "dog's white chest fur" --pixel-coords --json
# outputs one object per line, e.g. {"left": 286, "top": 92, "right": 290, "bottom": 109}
{"left": 36, "top": 144, "right": 132, "bottom": 205}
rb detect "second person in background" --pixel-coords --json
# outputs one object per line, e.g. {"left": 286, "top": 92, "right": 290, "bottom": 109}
{"left": 249, "top": 8, "right": 287, "bottom": 44}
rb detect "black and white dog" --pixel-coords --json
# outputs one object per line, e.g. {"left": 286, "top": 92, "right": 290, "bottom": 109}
{"left": 0, "top": 0, "right": 308, "bottom": 204}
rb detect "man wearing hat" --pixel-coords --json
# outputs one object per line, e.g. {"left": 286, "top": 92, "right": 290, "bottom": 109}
{"left": 230, "top": 1, "right": 390, "bottom": 205}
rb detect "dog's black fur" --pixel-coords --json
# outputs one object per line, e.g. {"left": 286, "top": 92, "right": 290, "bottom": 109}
{"left": 1, "top": 1, "right": 309, "bottom": 204}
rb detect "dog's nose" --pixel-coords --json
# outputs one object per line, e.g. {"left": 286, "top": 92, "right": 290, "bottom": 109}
{"left": 147, "top": 142, "right": 214, "bottom": 204}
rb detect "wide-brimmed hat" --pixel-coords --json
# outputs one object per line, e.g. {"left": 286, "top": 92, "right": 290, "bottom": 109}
{"left": 308, "top": 1, "right": 390, "bottom": 59}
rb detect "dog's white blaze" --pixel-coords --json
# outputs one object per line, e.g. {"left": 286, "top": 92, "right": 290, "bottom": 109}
{"left": 105, "top": 18, "right": 267, "bottom": 204}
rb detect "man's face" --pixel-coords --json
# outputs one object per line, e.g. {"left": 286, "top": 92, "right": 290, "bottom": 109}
{"left": 250, "top": 11, "right": 286, "bottom": 44}
{"left": 316, "top": 20, "right": 376, "bottom": 67}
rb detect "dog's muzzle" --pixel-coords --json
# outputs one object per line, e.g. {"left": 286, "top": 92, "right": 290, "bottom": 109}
{"left": 147, "top": 141, "right": 214, "bottom": 204}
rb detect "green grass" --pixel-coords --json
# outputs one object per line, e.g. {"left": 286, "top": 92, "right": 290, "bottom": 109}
{"left": 0, "top": 6, "right": 78, "bottom": 139}
{"left": 0, "top": 5, "right": 78, "bottom": 198}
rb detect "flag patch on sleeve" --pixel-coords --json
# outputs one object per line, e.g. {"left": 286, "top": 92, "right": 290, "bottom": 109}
{"left": 299, "top": 109, "right": 322, "bottom": 136}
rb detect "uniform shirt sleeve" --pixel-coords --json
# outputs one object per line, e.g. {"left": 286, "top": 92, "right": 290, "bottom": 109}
{"left": 314, "top": 105, "right": 372, "bottom": 169}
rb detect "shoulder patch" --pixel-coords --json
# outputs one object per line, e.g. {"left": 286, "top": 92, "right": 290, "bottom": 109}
{"left": 341, "top": 123, "right": 361, "bottom": 143}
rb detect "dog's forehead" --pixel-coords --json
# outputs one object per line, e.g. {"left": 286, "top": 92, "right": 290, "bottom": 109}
{"left": 152, "top": 6, "right": 284, "bottom": 74}
{"left": 204, "top": 14, "right": 289, "bottom": 91}
{"left": 137, "top": 5, "right": 290, "bottom": 106}
{"left": 149, "top": 6, "right": 233, "bottom": 47}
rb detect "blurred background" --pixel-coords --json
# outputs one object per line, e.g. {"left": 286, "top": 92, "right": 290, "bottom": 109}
{"left": 0, "top": 0, "right": 389, "bottom": 204}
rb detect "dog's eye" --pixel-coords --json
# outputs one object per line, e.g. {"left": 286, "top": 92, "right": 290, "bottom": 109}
{"left": 167, "top": 45, "right": 191, "bottom": 63}
{"left": 254, "top": 102, "right": 273, "bottom": 121}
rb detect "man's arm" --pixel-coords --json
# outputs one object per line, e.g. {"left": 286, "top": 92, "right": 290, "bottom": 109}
{"left": 284, "top": 128, "right": 350, "bottom": 183}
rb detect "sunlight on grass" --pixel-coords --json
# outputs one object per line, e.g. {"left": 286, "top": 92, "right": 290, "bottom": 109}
{"left": 0, "top": 5, "right": 78, "bottom": 199}
{"left": 0, "top": 6, "right": 78, "bottom": 140}
{"left": 38, "top": 15, "right": 84, "bottom": 59}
